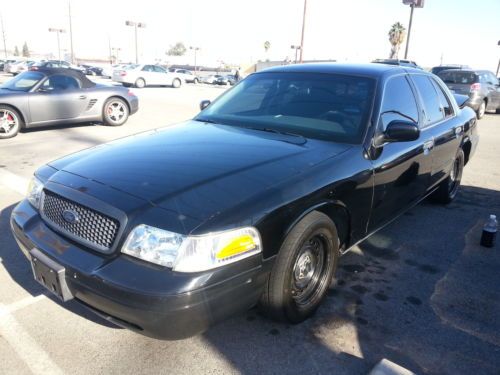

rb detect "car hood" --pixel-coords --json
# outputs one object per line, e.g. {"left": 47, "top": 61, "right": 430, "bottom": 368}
{"left": 48, "top": 121, "right": 351, "bottom": 226}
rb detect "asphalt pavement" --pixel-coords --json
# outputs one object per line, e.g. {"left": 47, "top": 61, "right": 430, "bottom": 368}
{"left": 0, "top": 72, "right": 499, "bottom": 375}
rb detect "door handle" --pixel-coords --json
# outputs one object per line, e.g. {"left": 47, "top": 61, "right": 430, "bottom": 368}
{"left": 455, "top": 126, "right": 463, "bottom": 137}
{"left": 423, "top": 139, "right": 434, "bottom": 154}
{"left": 78, "top": 95, "right": 87, "bottom": 100}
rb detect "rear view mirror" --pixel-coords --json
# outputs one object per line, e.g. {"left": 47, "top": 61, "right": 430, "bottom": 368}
{"left": 200, "top": 100, "right": 211, "bottom": 110}
{"left": 384, "top": 120, "right": 420, "bottom": 143}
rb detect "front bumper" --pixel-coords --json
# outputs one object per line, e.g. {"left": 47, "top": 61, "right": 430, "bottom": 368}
{"left": 10, "top": 199, "right": 270, "bottom": 340}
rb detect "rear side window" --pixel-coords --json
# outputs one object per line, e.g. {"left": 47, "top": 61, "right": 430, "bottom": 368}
{"left": 380, "top": 75, "right": 419, "bottom": 129}
{"left": 438, "top": 71, "right": 478, "bottom": 84}
{"left": 411, "top": 75, "right": 444, "bottom": 125}
{"left": 431, "top": 78, "right": 453, "bottom": 117}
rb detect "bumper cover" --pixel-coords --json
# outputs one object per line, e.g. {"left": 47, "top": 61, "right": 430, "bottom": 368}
{"left": 10, "top": 199, "right": 270, "bottom": 340}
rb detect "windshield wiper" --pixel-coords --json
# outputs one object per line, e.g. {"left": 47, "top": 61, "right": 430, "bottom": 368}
{"left": 251, "top": 127, "right": 306, "bottom": 140}
{"left": 194, "top": 117, "right": 217, "bottom": 124}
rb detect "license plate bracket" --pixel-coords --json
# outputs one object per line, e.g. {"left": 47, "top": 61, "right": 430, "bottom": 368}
{"left": 29, "top": 248, "right": 73, "bottom": 302}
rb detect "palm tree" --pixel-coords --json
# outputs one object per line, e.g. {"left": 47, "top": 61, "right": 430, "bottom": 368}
{"left": 388, "top": 22, "right": 406, "bottom": 59}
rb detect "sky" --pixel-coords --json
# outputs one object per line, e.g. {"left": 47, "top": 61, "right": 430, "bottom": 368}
{"left": 1, "top": 0, "right": 499, "bottom": 70}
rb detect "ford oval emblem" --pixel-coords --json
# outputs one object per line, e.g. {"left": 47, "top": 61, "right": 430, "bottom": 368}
{"left": 62, "top": 209, "right": 79, "bottom": 224}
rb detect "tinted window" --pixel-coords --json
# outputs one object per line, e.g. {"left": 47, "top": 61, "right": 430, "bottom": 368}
{"left": 153, "top": 66, "right": 166, "bottom": 73}
{"left": 142, "top": 65, "right": 154, "bottom": 72}
{"left": 42, "top": 74, "right": 80, "bottom": 91}
{"left": 197, "top": 72, "right": 375, "bottom": 144}
{"left": 380, "top": 75, "right": 418, "bottom": 128}
{"left": 1, "top": 71, "right": 44, "bottom": 91}
{"left": 437, "top": 71, "right": 478, "bottom": 84}
{"left": 486, "top": 72, "right": 499, "bottom": 85}
{"left": 412, "top": 75, "right": 444, "bottom": 125}
{"left": 431, "top": 78, "right": 453, "bottom": 117}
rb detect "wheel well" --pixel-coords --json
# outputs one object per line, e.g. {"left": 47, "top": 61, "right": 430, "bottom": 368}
{"left": 315, "top": 204, "right": 351, "bottom": 251}
{"left": 462, "top": 141, "right": 472, "bottom": 165}
{"left": 0, "top": 104, "right": 26, "bottom": 128}
{"left": 105, "top": 96, "right": 130, "bottom": 113}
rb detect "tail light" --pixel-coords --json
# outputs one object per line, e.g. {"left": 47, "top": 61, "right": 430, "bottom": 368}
{"left": 30, "top": 66, "right": 38, "bottom": 71}
{"left": 470, "top": 83, "right": 481, "bottom": 92}
{"left": 120, "top": 71, "right": 127, "bottom": 76}
{"left": 127, "top": 89, "right": 136, "bottom": 96}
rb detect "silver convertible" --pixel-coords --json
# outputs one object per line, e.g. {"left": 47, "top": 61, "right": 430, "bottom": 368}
{"left": 0, "top": 68, "right": 139, "bottom": 139}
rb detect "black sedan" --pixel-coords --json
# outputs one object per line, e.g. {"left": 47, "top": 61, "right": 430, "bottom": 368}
{"left": 0, "top": 68, "right": 139, "bottom": 139}
{"left": 11, "top": 63, "right": 478, "bottom": 339}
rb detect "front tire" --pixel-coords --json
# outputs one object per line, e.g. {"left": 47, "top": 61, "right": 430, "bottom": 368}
{"left": 103, "top": 98, "right": 129, "bottom": 126}
{"left": 430, "top": 148, "right": 464, "bottom": 204}
{"left": 0, "top": 106, "right": 23, "bottom": 139}
{"left": 172, "top": 78, "right": 181, "bottom": 88}
{"left": 476, "top": 100, "right": 486, "bottom": 119}
{"left": 134, "top": 78, "right": 146, "bottom": 88}
{"left": 259, "top": 211, "right": 339, "bottom": 323}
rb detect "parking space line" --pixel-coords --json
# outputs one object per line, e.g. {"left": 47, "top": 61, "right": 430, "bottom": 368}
{"left": 1, "top": 294, "right": 47, "bottom": 316}
{"left": 0, "top": 303, "right": 64, "bottom": 375}
{"left": 0, "top": 169, "right": 29, "bottom": 196}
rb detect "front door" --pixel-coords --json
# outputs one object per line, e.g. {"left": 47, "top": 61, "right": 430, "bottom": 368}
{"left": 368, "top": 74, "right": 432, "bottom": 232}
{"left": 28, "top": 74, "right": 89, "bottom": 124}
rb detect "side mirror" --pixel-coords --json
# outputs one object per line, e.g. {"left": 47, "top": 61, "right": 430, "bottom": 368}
{"left": 383, "top": 120, "right": 420, "bottom": 143}
{"left": 199, "top": 100, "right": 211, "bottom": 110}
{"left": 453, "top": 94, "right": 469, "bottom": 109}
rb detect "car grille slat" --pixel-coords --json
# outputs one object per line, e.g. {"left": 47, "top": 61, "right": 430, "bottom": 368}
{"left": 41, "top": 190, "right": 120, "bottom": 251}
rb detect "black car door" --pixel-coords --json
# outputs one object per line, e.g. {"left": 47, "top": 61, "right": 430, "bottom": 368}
{"left": 368, "top": 74, "right": 433, "bottom": 231}
{"left": 410, "top": 74, "right": 462, "bottom": 188}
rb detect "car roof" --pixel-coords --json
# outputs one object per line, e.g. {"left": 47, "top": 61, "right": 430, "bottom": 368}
{"left": 32, "top": 68, "right": 96, "bottom": 88}
{"left": 437, "top": 69, "right": 478, "bottom": 74}
{"left": 258, "top": 63, "right": 421, "bottom": 78}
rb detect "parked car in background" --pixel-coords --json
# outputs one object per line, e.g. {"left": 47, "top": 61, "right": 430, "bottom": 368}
{"left": 431, "top": 64, "right": 469, "bottom": 75}
{"left": 202, "top": 74, "right": 223, "bottom": 84}
{"left": 0, "top": 59, "right": 17, "bottom": 71}
{"left": 215, "top": 75, "right": 237, "bottom": 86}
{"left": 372, "top": 58, "right": 422, "bottom": 69}
{"left": 101, "top": 64, "right": 126, "bottom": 78}
{"left": 5, "top": 60, "right": 36, "bottom": 75}
{"left": 168, "top": 68, "right": 199, "bottom": 83}
{"left": 113, "top": 64, "right": 183, "bottom": 88}
{"left": 80, "top": 65, "right": 103, "bottom": 76}
{"left": 10, "top": 63, "right": 477, "bottom": 339}
{"left": 30, "top": 60, "right": 83, "bottom": 72}
{"left": 0, "top": 68, "right": 139, "bottom": 139}
{"left": 437, "top": 69, "right": 500, "bottom": 118}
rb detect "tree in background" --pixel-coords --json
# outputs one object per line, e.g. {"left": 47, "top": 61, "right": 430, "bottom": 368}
{"left": 22, "top": 42, "right": 30, "bottom": 57}
{"left": 166, "top": 42, "right": 187, "bottom": 56}
{"left": 14, "top": 45, "right": 19, "bottom": 56}
{"left": 264, "top": 41, "right": 271, "bottom": 53}
{"left": 388, "top": 22, "right": 406, "bottom": 59}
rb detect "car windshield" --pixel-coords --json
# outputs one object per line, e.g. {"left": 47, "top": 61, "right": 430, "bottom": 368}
{"left": 196, "top": 72, "right": 375, "bottom": 144}
{"left": 0, "top": 71, "right": 44, "bottom": 92}
{"left": 438, "top": 71, "right": 478, "bottom": 84}
{"left": 124, "top": 64, "right": 140, "bottom": 70}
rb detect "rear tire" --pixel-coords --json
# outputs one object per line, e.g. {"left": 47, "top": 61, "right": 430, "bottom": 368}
{"left": 0, "top": 105, "right": 23, "bottom": 139}
{"left": 259, "top": 211, "right": 339, "bottom": 323}
{"left": 476, "top": 100, "right": 486, "bottom": 119}
{"left": 193, "top": 78, "right": 199, "bottom": 84}
{"left": 430, "top": 148, "right": 464, "bottom": 204}
{"left": 172, "top": 78, "right": 181, "bottom": 88}
{"left": 134, "top": 78, "right": 146, "bottom": 88}
{"left": 102, "top": 98, "right": 129, "bottom": 127}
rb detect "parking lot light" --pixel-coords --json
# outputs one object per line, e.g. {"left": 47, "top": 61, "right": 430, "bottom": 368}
{"left": 125, "top": 20, "right": 146, "bottom": 64}
{"left": 189, "top": 46, "right": 200, "bottom": 74}
{"left": 496, "top": 40, "right": 500, "bottom": 76}
{"left": 290, "top": 45, "right": 301, "bottom": 64}
{"left": 48, "top": 28, "right": 66, "bottom": 61}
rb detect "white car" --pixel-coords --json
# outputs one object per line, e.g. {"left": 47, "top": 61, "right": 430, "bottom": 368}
{"left": 168, "top": 68, "right": 199, "bottom": 84}
{"left": 101, "top": 64, "right": 128, "bottom": 79}
{"left": 202, "top": 74, "right": 223, "bottom": 84}
{"left": 113, "top": 64, "right": 183, "bottom": 88}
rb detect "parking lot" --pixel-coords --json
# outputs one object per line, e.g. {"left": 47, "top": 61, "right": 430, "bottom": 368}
{"left": 1, "top": 72, "right": 500, "bottom": 375}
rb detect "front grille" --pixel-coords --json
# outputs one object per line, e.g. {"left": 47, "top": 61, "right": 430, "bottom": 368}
{"left": 41, "top": 190, "right": 120, "bottom": 251}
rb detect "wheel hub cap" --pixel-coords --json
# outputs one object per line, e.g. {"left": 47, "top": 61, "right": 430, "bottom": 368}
{"left": 107, "top": 103, "right": 125, "bottom": 122}
{"left": 0, "top": 110, "right": 16, "bottom": 133}
{"left": 294, "top": 250, "right": 316, "bottom": 288}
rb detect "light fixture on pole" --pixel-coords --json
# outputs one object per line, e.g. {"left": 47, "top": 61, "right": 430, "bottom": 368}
{"left": 125, "top": 20, "right": 146, "bottom": 64}
{"left": 290, "top": 45, "right": 301, "bottom": 64}
{"left": 402, "top": 0, "right": 424, "bottom": 59}
{"left": 189, "top": 46, "right": 200, "bottom": 74}
{"left": 48, "top": 28, "right": 66, "bottom": 61}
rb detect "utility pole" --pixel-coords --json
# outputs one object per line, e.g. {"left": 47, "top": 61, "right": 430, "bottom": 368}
{"left": 0, "top": 13, "right": 7, "bottom": 59}
{"left": 48, "top": 28, "right": 66, "bottom": 61}
{"left": 125, "top": 20, "right": 146, "bottom": 64}
{"left": 68, "top": 0, "right": 75, "bottom": 64}
{"left": 402, "top": 0, "right": 425, "bottom": 59}
{"left": 299, "top": 0, "right": 307, "bottom": 63}
{"left": 190, "top": 46, "right": 200, "bottom": 74}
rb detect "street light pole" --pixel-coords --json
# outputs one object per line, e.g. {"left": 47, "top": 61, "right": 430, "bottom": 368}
{"left": 0, "top": 13, "right": 7, "bottom": 59}
{"left": 68, "top": 0, "right": 75, "bottom": 64}
{"left": 291, "top": 45, "right": 301, "bottom": 64}
{"left": 48, "top": 28, "right": 66, "bottom": 61}
{"left": 190, "top": 46, "right": 200, "bottom": 74}
{"left": 125, "top": 20, "right": 146, "bottom": 64}
{"left": 299, "top": 0, "right": 307, "bottom": 63}
{"left": 496, "top": 40, "right": 500, "bottom": 76}
{"left": 404, "top": 3, "right": 415, "bottom": 59}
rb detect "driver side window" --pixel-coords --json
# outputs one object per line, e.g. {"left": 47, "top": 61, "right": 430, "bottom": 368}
{"left": 42, "top": 75, "right": 81, "bottom": 91}
{"left": 380, "top": 76, "right": 419, "bottom": 130}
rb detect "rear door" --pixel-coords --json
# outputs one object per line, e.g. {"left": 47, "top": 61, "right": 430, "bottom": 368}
{"left": 410, "top": 74, "right": 462, "bottom": 189}
{"left": 483, "top": 72, "right": 500, "bottom": 110}
{"left": 369, "top": 74, "right": 432, "bottom": 231}
{"left": 28, "top": 74, "right": 89, "bottom": 123}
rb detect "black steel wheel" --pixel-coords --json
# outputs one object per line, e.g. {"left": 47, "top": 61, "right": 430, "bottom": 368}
{"left": 430, "top": 148, "right": 464, "bottom": 204}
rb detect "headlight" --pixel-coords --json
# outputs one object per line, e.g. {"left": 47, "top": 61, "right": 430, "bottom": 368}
{"left": 121, "top": 225, "right": 261, "bottom": 272}
{"left": 27, "top": 176, "right": 44, "bottom": 209}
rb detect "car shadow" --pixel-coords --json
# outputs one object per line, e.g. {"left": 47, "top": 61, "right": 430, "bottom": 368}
{"left": 2, "top": 185, "right": 500, "bottom": 374}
